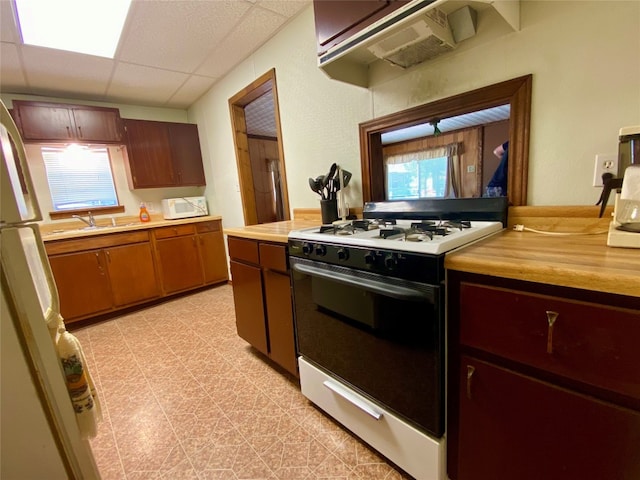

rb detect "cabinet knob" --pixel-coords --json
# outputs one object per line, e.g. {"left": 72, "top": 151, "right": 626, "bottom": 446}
{"left": 546, "top": 310, "right": 559, "bottom": 354}
{"left": 77, "top": 125, "right": 83, "bottom": 138}
{"left": 466, "top": 365, "right": 475, "bottom": 400}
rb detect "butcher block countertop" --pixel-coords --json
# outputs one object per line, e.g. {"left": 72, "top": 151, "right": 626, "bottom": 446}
{"left": 224, "top": 220, "right": 319, "bottom": 243}
{"left": 40, "top": 215, "right": 222, "bottom": 241}
{"left": 446, "top": 206, "right": 640, "bottom": 298}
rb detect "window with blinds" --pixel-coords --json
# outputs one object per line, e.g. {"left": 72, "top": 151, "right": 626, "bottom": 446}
{"left": 41, "top": 145, "right": 118, "bottom": 211}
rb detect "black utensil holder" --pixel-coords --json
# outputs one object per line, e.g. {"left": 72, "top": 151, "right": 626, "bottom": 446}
{"left": 321, "top": 198, "right": 338, "bottom": 224}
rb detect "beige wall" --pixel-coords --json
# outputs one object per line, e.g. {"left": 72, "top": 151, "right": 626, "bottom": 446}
{"left": 190, "top": 1, "right": 639, "bottom": 228}
{"left": 3, "top": 2, "right": 638, "bottom": 227}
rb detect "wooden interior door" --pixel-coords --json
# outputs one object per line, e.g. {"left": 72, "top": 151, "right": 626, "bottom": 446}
{"left": 229, "top": 69, "right": 290, "bottom": 225}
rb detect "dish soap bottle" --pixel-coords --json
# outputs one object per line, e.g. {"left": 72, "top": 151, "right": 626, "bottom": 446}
{"left": 139, "top": 202, "right": 150, "bottom": 222}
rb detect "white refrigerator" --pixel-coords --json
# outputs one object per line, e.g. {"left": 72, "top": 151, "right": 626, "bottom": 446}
{"left": 0, "top": 100, "right": 101, "bottom": 479}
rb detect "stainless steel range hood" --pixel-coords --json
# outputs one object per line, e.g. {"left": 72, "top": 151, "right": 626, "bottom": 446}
{"left": 318, "top": 0, "right": 520, "bottom": 88}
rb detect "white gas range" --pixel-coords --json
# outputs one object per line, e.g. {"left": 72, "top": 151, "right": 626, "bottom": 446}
{"left": 289, "top": 218, "right": 504, "bottom": 255}
{"left": 288, "top": 197, "right": 509, "bottom": 480}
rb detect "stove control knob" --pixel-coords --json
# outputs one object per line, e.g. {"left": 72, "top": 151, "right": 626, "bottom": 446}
{"left": 315, "top": 244, "right": 327, "bottom": 256}
{"left": 302, "top": 243, "right": 313, "bottom": 255}
{"left": 364, "top": 251, "right": 376, "bottom": 265}
{"left": 337, "top": 248, "right": 349, "bottom": 261}
{"left": 384, "top": 253, "right": 398, "bottom": 269}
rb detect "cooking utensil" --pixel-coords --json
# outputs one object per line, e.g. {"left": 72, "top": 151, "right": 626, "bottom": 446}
{"left": 309, "top": 177, "right": 323, "bottom": 197}
{"left": 327, "top": 163, "right": 337, "bottom": 181}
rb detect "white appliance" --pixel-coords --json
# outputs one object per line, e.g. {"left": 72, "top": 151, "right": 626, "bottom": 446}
{"left": 161, "top": 196, "right": 208, "bottom": 220}
{"left": 0, "top": 100, "right": 100, "bottom": 479}
{"left": 288, "top": 198, "right": 508, "bottom": 480}
{"left": 607, "top": 166, "right": 640, "bottom": 248}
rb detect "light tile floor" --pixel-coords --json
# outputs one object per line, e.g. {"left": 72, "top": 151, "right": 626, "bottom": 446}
{"left": 75, "top": 284, "right": 411, "bottom": 479}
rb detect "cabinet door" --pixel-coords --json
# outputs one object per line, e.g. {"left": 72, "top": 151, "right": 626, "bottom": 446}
{"left": 263, "top": 269, "right": 297, "bottom": 375}
{"left": 123, "top": 119, "right": 175, "bottom": 188}
{"left": 15, "top": 103, "right": 74, "bottom": 141}
{"left": 229, "top": 260, "right": 268, "bottom": 356}
{"left": 105, "top": 242, "right": 160, "bottom": 307}
{"left": 48, "top": 251, "right": 113, "bottom": 321}
{"left": 198, "top": 231, "right": 228, "bottom": 284}
{"left": 313, "top": 0, "right": 408, "bottom": 54}
{"left": 155, "top": 236, "right": 203, "bottom": 294}
{"left": 168, "top": 123, "right": 206, "bottom": 186}
{"left": 456, "top": 356, "right": 640, "bottom": 480}
{"left": 71, "top": 107, "right": 123, "bottom": 143}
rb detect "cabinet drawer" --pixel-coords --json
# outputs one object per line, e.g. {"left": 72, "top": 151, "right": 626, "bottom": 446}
{"left": 196, "top": 220, "right": 220, "bottom": 233}
{"left": 153, "top": 224, "right": 196, "bottom": 239}
{"left": 45, "top": 231, "right": 150, "bottom": 255}
{"left": 228, "top": 237, "right": 259, "bottom": 265}
{"left": 459, "top": 282, "right": 640, "bottom": 401}
{"left": 259, "top": 243, "right": 287, "bottom": 272}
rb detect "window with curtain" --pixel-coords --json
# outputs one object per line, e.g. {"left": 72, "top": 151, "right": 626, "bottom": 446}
{"left": 384, "top": 143, "right": 461, "bottom": 200}
{"left": 41, "top": 145, "right": 118, "bottom": 211}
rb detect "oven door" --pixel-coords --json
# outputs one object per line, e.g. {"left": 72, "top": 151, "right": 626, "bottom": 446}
{"left": 290, "top": 256, "right": 444, "bottom": 437}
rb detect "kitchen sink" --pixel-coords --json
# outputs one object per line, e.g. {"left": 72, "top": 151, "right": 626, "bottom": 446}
{"left": 43, "top": 222, "right": 142, "bottom": 237}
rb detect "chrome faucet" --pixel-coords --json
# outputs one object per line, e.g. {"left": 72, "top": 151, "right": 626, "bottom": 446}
{"left": 72, "top": 212, "right": 96, "bottom": 227}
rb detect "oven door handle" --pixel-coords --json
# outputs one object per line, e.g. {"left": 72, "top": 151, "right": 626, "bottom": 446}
{"left": 292, "top": 262, "right": 433, "bottom": 302}
{"left": 323, "top": 380, "right": 383, "bottom": 420}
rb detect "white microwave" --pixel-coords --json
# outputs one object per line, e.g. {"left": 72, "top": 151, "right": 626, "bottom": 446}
{"left": 161, "top": 196, "right": 208, "bottom": 220}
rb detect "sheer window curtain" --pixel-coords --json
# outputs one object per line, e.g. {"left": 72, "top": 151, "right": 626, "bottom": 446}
{"left": 383, "top": 143, "right": 462, "bottom": 198}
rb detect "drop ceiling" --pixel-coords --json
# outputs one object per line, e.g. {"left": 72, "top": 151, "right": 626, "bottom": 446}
{"left": 0, "top": 0, "right": 310, "bottom": 109}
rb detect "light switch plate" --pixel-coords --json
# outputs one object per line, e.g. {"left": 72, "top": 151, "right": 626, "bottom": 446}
{"left": 593, "top": 153, "right": 618, "bottom": 187}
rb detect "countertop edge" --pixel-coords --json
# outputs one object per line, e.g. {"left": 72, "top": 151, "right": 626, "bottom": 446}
{"left": 41, "top": 215, "right": 222, "bottom": 241}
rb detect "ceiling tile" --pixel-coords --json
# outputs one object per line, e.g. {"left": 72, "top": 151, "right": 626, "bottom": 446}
{"left": 20, "top": 45, "right": 114, "bottom": 98}
{"left": 195, "top": 6, "right": 286, "bottom": 78}
{"left": 108, "top": 62, "right": 189, "bottom": 106}
{"left": 245, "top": 89, "right": 276, "bottom": 137}
{"left": 0, "top": 0, "right": 311, "bottom": 108}
{"left": 118, "top": 0, "right": 252, "bottom": 73}
{"left": 257, "top": 0, "right": 309, "bottom": 18}
{"left": 167, "top": 74, "right": 219, "bottom": 108}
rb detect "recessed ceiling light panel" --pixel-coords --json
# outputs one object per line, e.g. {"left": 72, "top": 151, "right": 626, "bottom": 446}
{"left": 15, "top": 0, "right": 132, "bottom": 58}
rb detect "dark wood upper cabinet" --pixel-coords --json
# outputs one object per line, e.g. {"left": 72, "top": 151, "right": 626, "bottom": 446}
{"left": 313, "top": 0, "right": 409, "bottom": 55}
{"left": 12, "top": 100, "right": 124, "bottom": 143}
{"left": 167, "top": 121, "right": 206, "bottom": 186}
{"left": 123, "top": 118, "right": 206, "bottom": 189}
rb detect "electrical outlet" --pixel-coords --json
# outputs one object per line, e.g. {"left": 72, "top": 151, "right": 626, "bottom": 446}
{"left": 146, "top": 201, "right": 155, "bottom": 213}
{"left": 592, "top": 153, "right": 618, "bottom": 187}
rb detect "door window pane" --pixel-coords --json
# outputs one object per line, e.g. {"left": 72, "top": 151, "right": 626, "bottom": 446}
{"left": 387, "top": 157, "right": 448, "bottom": 200}
{"left": 41, "top": 146, "right": 118, "bottom": 211}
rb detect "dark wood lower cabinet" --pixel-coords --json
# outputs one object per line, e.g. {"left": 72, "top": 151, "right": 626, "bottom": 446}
{"left": 106, "top": 242, "right": 159, "bottom": 307}
{"left": 229, "top": 260, "right": 268, "bottom": 356}
{"left": 458, "top": 356, "right": 640, "bottom": 480}
{"left": 263, "top": 269, "right": 297, "bottom": 375}
{"left": 447, "top": 271, "right": 640, "bottom": 480}
{"left": 228, "top": 237, "right": 297, "bottom": 376}
{"left": 46, "top": 219, "right": 227, "bottom": 323}
{"left": 49, "top": 251, "right": 113, "bottom": 321}
{"left": 155, "top": 235, "right": 203, "bottom": 294}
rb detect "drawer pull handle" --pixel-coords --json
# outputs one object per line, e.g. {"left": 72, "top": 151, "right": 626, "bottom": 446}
{"left": 546, "top": 310, "right": 559, "bottom": 354}
{"left": 323, "top": 380, "right": 382, "bottom": 420}
{"left": 466, "top": 365, "right": 475, "bottom": 399}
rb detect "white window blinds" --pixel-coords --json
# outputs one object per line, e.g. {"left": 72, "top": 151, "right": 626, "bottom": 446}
{"left": 41, "top": 145, "right": 118, "bottom": 211}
